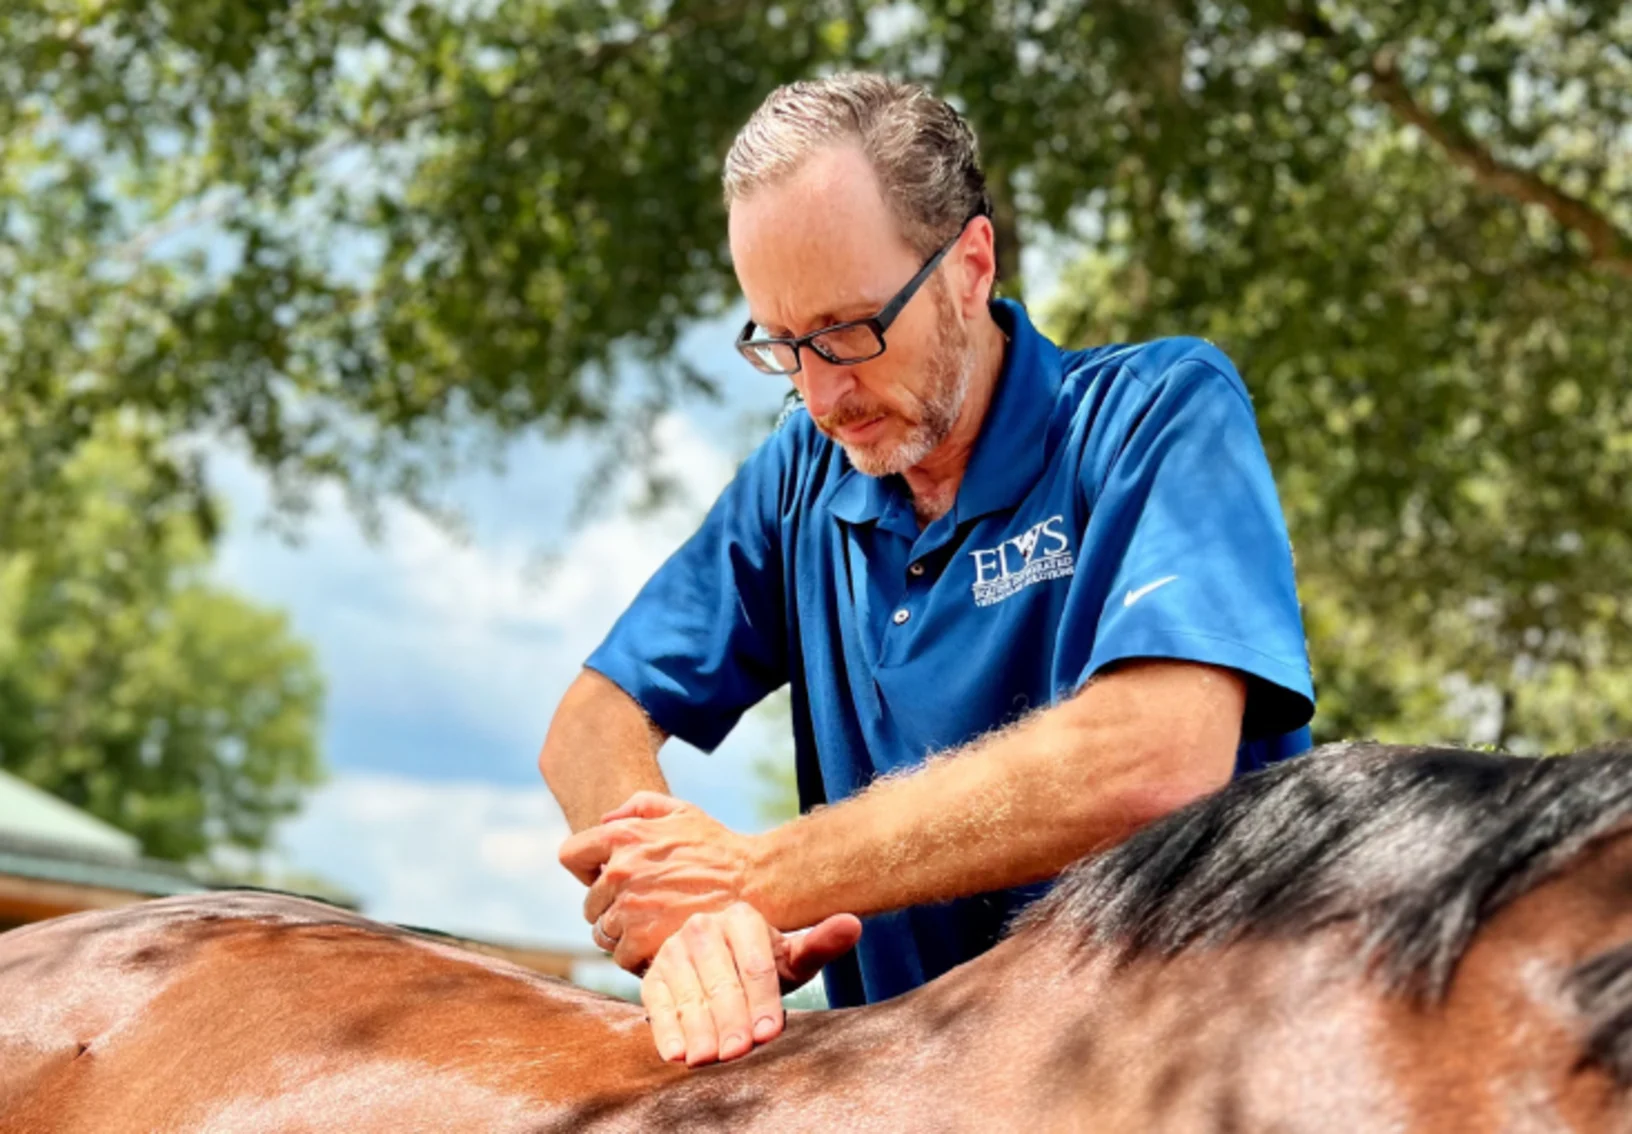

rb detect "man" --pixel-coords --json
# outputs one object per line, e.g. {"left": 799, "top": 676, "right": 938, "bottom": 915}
{"left": 539, "top": 73, "right": 1314, "bottom": 1068}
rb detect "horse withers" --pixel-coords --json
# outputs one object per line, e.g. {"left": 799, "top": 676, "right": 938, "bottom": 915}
{"left": 5, "top": 740, "right": 1632, "bottom": 1132}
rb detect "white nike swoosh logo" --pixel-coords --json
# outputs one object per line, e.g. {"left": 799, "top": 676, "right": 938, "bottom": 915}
{"left": 1123, "top": 575, "right": 1179, "bottom": 607}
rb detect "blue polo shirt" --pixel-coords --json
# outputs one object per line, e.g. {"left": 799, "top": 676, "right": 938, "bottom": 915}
{"left": 586, "top": 299, "right": 1314, "bottom": 1007}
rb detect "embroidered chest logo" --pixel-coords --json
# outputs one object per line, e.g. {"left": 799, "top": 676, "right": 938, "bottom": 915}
{"left": 969, "top": 515, "right": 1075, "bottom": 607}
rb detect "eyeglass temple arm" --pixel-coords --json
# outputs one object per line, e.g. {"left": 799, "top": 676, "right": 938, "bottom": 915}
{"left": 873, "top": 240, "right": 957, "bottom": 332}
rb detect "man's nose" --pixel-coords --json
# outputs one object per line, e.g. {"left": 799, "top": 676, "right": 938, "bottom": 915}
{"left": 798, "top": 354, "right": 857, "bottom": 420}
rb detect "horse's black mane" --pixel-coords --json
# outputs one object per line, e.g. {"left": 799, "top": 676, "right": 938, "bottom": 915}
{"left": 1025, "top": 740, "right": 1632, "bottom": 1008}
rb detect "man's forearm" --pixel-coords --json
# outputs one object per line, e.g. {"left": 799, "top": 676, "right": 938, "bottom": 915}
{"left": 538, "top": 669, "right": 670, "bottom": 832}
{"left": 746, "top": 661, "right": 1245, "bottom": 930}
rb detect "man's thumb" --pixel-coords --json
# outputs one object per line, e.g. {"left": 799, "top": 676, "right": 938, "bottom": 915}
{"left": 779, "top": 914, "right": 863, "bottom": 987}
{"left": 599, "top": 790, "right": 684, "bottom": 824}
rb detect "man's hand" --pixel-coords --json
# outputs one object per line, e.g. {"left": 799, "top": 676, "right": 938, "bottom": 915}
{"left": 642, "top": 902, "right": 861, "bottom": 1066}
{"left": 559, "top": 791, "right": 762, "bottom": 972}
{"left": 558, "top": 791, "right": 862, "bottom": 1064}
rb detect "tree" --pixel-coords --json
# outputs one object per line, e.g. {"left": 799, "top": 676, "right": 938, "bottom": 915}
{"left": 0, "top": 423, "right": 324, "bottom": 860}
{"left": 1010, "top": 1, "right": 1632, "bottom": 749}
{"left": 1, "top": 0, "right": 863, "bottom": 523}
{"left": 5, "top": 0, "right": 1628, "bottom": 750}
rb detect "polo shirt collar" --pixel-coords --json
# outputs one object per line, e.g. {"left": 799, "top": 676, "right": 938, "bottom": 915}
{"left": 952, "top": 299, "right": 1060, "bottom": 522}
{"left": 825, "top": 298, "right": 1060, "bottom": 527}
{"left": 825, "top": 456, "right": 894, "bottom": 526}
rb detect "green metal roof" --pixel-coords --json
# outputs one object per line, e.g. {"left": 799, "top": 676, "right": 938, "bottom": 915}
{"left": 0, "top": 831, "right": 206, "bottom": 897}
{"left": 0, "top": 770, "right": 139, "bottom": 858}
{"left": 0, "top": 772, "right": 358, "bottom": 906}
{"left": 0, "top": 770, "right": 207, "bottom": 898}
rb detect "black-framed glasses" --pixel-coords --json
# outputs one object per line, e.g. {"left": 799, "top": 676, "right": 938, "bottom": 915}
{"left": 735, "top": 223, "right": 970, "bottom": 377}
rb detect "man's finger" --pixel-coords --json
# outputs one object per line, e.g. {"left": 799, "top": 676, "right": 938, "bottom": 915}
{"left": 612, "top": 922, "right": 656, "bottom": 974}
{"left": 682, "top": 914, "right": 754, "bottom": 1064}
{"left": 591, "top": 916, "right": 620, "bottom": 954}
{"left": 653, "top": 939, "right": 719, "bottom": 1067}
{"left": 721, "top": 903, "right": 784, "bottom": 1046}
{"left": 781, "top": 913, "right": 863, "bottom": 988}
{"left": 558, "top": 826, "right": 620, "bottom": 886}
{"left": 600, "top": 790, "right": 686, "bottom": 824}
{"left": 641, "top": 971, "right": 686, "bottom": 1063}
{"left": 582, "top": 870, "right": 621, "bottom": 927}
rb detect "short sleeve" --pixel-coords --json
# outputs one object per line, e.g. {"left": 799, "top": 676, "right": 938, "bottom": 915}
{"left": 584, "top": 435, "right": 792, "bottom": 752}
{"left": 1078, "top": 358, "right": 1314, "bottom": 739}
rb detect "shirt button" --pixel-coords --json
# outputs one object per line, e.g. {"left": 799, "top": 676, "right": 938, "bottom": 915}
{"left": 892, "top": 608, "right": 911, "bottom": 625}
{"left": 908, "top": 562, "right": 926, "bottom": 577}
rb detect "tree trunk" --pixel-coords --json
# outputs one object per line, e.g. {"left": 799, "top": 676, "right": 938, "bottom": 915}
{"left": 988, "top": 162, "right": 1024, "bottom": 301}
{"left": 1494, "top": 685, "right": 1516, "bottom": 752}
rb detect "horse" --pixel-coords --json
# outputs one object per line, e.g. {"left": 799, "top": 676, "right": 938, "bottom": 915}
{"left": 5, "top": 739, "right": 1632, "bottom": 1132}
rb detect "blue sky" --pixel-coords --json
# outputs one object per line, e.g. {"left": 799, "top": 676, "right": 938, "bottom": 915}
{"left": 211, "top": 313, "right": 795, "bottom": 959}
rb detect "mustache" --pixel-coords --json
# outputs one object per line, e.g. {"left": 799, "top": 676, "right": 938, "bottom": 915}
{"left": 813, "top": 399, "right": 889, "bottom": 435}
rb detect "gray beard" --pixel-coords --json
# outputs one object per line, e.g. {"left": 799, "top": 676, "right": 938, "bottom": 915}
{"left": 843, "top": 326, "right": 974, "bottom": 479}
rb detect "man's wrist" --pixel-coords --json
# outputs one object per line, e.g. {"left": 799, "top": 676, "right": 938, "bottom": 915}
{"left": 740, "top": 824, "right": 805, "bottom": 930}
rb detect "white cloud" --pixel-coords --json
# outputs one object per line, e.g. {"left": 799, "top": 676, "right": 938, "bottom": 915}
{"left": 213, "top": 386, "right": 799, "bottom": 950}
{"left": 478, "top": 827, "right": 562, "bottom": 879}
{"left": 276, "top": 772, "right": 589, "bottom": 948}
{"left": 210, "top": 413, "right": 766, "bottom": 791}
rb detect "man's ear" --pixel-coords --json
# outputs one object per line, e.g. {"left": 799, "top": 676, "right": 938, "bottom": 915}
{"left": 956, "top": 215, "right": 999, "bottom": 316}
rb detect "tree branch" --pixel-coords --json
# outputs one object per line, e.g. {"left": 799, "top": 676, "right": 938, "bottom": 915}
{"left": 1291, "top": 8, "right": 1632, "bottom": 279}
{"left": 111, "top": 188, "right": 243, "bottom": 263}
{"left": 1367, "top": 50, "right": 1632, "bottom": 278}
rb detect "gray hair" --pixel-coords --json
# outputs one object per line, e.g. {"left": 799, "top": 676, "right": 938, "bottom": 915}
{"left": 722, "top": 73, "right": 992, "bottom": 258}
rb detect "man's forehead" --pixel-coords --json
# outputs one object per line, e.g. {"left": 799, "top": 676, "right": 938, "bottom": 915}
{"left": 729, "top": 145, "right": 918, "bottom": 330}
